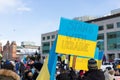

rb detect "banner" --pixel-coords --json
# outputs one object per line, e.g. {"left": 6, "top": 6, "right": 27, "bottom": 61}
{"left": 37, "top": 39, "right": 58, "bottom": 80}
{"left": 36, "top": 57, "right": 50, "bottom": 80}
{"left": 56, "top": 18, "right": 98, "bottom": 58}
{"left": 48, "top": 39, "right": 58, "bottom": 80}
{"left": 70, "top": 48, "right": 104, "bottom": 70}
{"left": 75, "top": 57, "right": 89, "bottom": 70}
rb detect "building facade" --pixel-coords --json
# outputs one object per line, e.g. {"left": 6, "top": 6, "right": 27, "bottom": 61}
{"left": 41, "top": 30, "right": 58, "bottom": 56}
{"left": 87, "top": 13, "right": 120, "bottom": 62}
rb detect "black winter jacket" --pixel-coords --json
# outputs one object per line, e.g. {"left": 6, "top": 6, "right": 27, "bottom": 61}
{"left": 82, "top": 70, "right": 105, "bottom": 80}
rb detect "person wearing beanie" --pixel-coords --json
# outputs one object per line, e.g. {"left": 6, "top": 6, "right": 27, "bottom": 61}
{"left": 88, "top": 58, "right": 98, "bottom": 70}
{"left": 82, "top": 58, "right": 105, "bottom": 80}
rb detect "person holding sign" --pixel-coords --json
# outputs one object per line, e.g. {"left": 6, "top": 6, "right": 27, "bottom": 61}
{"left": 82, "top": 58, "right": 105, "bottom": 80}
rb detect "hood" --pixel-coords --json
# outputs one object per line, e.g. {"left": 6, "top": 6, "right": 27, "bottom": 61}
{"left": 0, "top": 69, "right": 20, "bottom": 80}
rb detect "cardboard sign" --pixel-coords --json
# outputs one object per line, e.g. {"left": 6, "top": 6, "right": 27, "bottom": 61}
{"left": 75, "top": 57, "right": 89, "bottom": 70}
{"left": 56, "top": 18, "right": 98, "bottom": 57}
{"left": 69, "top": 48, "right": 104, "bottom": 70}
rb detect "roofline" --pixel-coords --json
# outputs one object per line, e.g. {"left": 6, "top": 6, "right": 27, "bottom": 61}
{"left": 41, "top": 30, "right": 58, "bottom": 35}
{"left": 86, "top": 13, "right": 120, "bottom": 23}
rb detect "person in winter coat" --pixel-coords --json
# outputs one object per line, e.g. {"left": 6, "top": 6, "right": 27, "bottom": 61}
{"left": 104, "top": 67, "right": 115, "bottom": 80}
{"left": 2, "top": 60, "right": 14, "bottom": 71}
{"left": 19, "top": 62, "right": 25, "bottom": 77}
{"left": 56, "top": 69, "right": 71, "bottom": 80}
{"left": 69, "top": 68, "right": 77, "bottom": 80}
{"left": 23, "top": 70, "right": 33, "bottom": 80}
{"left": 82, "top": 58, "right": 105, "bottom": 80}
{"left": 77, "top": 70, "right": 85, "bottom": 80}
{"left": 32, "top": 62, "right": 43, "bottom": 80}
{"left": 0, "top": 69, "right": 20, "bottom": 80}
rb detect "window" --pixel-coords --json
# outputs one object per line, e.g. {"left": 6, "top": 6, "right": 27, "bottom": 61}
{"left": 42, "top": 50, "right": 49, "bottom": 54}
{"left": 42, "top": 42, "right": 50, "bottom": 54}
{"left": 97, "top": 34, "right": 104, "bottom": 40}
{"left": 117, "top": 22, "right": 120, "bottom": 28}
{"left": 119, "top": 54, "right": 120, "bottom": 58}
{"left": 47, "top": 36, "right": 50, "bottom": 40}
{"left": 99, "top": 26, "right": 104, "bottom": 31}
{"left": 107, "top": 32, "right": 116, "bottom": 50}
{"left": 42, "top": 42, "right": 50, "bottom": 46}
{"left": 106, "top": 24, "right": 114, "bottom": 29}
{"left": 107, "top": 33, "right": 116, "bottom": 39}
{"left": 107, "top": 32, "right": 120, "bottom": 50}
{"left": 42, "top": 37, "right": 45, "bottom": 40}
{"left": 52, "top": 35, "right": 55, "bottom": 39}
{"left": 107, "top": 32, "right": 117, "bottom": 39}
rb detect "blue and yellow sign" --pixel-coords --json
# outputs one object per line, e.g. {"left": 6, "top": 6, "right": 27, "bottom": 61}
{"left": 56, "top": 18, "right": 98, "bottom": 57}
{"left": 69, "top": 48, "right": 104, "bottom": 70}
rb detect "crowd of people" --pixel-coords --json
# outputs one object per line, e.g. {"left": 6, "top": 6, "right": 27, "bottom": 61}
{"left": 0, "top": 53, "right": 120, "bottom": 80}
{"left": 56, "top": 58, "right": 104, "bottom": 80}
{"left": 0, "top": 53, "right": 43, "bottom": 80}
{"left": 55, "top": 57, "right": 120, "bottom": 80}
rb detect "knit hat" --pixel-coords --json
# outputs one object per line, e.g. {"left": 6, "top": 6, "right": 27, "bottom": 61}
{"left": 88, "top": 58, "right": 98, "bottom": 70}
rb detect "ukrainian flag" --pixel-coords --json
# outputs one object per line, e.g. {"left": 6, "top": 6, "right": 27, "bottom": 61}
{"left": 56, "top": 18, "right": 98, "bottom": 58}
{"left": 36, "top": 57, "right": 50, "bottom": 80}
{"left": 37, "top": 39, "right": 58, "bottom": 80}
{"left": 48, "top": 39, "right": 58, "bottom": 80}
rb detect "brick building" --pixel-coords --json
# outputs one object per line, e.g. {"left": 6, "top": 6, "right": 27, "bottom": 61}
{"left": 2, "top": 41, "right": 17, "bottom": 60}
{"left": 0, "top": 42, "right": 2, "bottom": 54}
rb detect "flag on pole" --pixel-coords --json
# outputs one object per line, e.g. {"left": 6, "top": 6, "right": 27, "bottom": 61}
{"left": 48, "top": 39, "right": 58, "bottom": 80}
{"left": 36, "top": 57, "right": 50, "bottom": 80}
{"left": 37, "top": 39, "right": 58, "bottom": 80}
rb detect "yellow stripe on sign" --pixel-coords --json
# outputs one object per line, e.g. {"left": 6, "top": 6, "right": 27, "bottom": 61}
{"left": 69, "top": 56, "right": 73, "bottom": 67}
{"left": 96, "top": 60, "right": 102, "bottom": 69}
{"left": 74, "top": 58, "right": 102, "bottom": 71}
{"left": 75, "top": 57, "right": 89, "bottom": 71}
{"left": 56, "top": 35, "right": 97, "bottom": 58}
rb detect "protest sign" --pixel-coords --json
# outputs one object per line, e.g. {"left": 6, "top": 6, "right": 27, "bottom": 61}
{"left": 56, "top": 18, "right": 98, "bottom": 57}
{"left": 69, "top": 48, "right": 104, "bottom": 70}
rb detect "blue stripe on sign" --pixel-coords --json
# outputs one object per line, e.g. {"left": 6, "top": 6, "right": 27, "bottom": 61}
{"left": 98, "top": 51, "right": 104, "bottom": 60}
{"left": 94, "top": 47, "right": 99, "bottom": 60}
{"left": 58, "top": 18, "right": 98, "bottom": 41}
{"left": 94, "top": 48, "right": 104, "bottom": 60}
